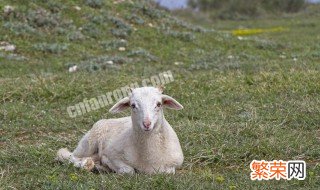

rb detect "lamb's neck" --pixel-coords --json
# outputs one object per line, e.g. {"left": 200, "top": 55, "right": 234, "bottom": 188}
{"left": 132, "top": 117, "right": 169, "bottom": 150}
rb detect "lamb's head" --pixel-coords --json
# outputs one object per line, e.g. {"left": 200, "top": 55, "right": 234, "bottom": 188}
{"left": 109, "top": 86, "right": 183, "bottom": 132}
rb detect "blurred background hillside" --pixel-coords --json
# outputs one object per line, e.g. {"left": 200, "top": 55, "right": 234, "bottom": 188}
{"left": 156, "top": 0, "right": 320, "bottom": 20}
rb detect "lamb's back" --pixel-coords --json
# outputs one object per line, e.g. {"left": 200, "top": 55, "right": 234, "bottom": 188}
{"left": 88, "top": 116, "right": 132, "bottom": 151}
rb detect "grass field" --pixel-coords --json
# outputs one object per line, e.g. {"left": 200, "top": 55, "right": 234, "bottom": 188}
{"left": 0, "top": 0, "right": 320, "bottom": 189}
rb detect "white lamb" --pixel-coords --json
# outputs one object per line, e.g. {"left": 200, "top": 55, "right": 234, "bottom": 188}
{"left": 57, "top": 86, "right": 184, "bottom": 174}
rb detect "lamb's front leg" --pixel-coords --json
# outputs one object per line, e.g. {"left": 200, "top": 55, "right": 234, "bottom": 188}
{"left": 101, "top": 155, "right": 135, "bottom": 174}
{"left": 116, "top": 162, "right": 135, "bottom": 174}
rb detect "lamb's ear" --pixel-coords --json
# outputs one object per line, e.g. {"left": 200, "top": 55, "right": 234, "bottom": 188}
{"left": 162, "top": 95, "right": 183, "bottom": 110}
{"left": 109, "top": 97, "right": 130, "bottom": 113}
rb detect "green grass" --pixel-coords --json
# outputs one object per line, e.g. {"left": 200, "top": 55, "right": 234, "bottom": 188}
{"left": 0, "top": 0, "right": 320, "bottom": 189}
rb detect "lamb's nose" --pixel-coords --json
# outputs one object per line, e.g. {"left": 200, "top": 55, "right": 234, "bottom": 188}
{"left": 143, "top": 121, "right": 151, "bottom": 129}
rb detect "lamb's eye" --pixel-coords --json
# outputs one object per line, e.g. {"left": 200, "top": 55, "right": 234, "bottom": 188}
{"left": 156, "top": 102, "right": 162, "bottom": 107}
{"left": 131, "top": 104, "right": 136, "bottom": 109}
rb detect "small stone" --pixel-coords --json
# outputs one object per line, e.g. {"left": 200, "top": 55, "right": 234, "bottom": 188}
{"left": 4, "top": 45, "right": 15, "bottom": 51}
{"left": 237, "top": 36, "right": 244, "bottom": 40}
{"left": 0, "top": 42, "right": 16, "bottom": 51}
{"left": 114, "top": 0, "right": 125, "bottom": 4}
{"left": 174, "top": 62, "right": 183, "bottom": 65}
{"left": 4, "top": 5, "right": 14, "bottom": 14}
{"left": 74, "top": 6, "right": 81, "bottom": 11}
{"left": 107, "top": 60, "right": 114, "bottom": 65}
{"left": 68, "top": 65, "right": 78, "bottom": 73}
{"left": 118, "top": 47, "right": 126, "bottom": 51}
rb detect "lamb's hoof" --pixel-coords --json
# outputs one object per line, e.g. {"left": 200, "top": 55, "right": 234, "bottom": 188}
{"left": 118, "top": 167, "right": 135, "bottom": 174}
{"left": 92, "top": 164, "right": 112, "bottom": 173}
{"left": 81, "top": 158, "right": 95, "bottom": 171}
